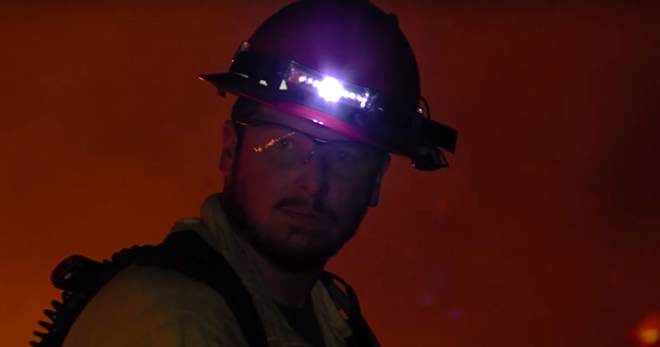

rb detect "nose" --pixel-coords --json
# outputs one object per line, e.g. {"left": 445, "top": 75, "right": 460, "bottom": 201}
{"left": 294, "top": 152, "right": 328, "bottom": 197}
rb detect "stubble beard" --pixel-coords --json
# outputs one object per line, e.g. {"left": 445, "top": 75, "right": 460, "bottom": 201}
{"left": 222, "top": 169, "right": 366, "bottom": 273}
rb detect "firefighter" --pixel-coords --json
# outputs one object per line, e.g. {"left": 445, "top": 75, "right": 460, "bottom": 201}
{"left": 58, "top": 1, "right": 457, "bottom": 346}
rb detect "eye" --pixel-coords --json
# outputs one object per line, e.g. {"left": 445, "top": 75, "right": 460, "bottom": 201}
{"left": 337, "top": 150, "right": 356, "bottom": 163}
{"left": 275, "top": 138, "right": 293, "bottom": 150}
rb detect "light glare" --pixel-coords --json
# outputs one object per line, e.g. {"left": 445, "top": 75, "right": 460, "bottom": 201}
{"left": 317, "top": 77, "right": 345, "bottom": 102}
{"left": 288, "top": 64, "right": 371, "bottom": 108}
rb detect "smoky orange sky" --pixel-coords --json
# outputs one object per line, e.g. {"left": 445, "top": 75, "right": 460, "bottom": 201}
{"left": 1, "top": 1, "right": 659, "bottom": 347}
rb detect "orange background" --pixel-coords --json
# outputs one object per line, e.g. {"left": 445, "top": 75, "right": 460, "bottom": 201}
{"left": 2, "top": 1, "right": 659, "bottom": 346}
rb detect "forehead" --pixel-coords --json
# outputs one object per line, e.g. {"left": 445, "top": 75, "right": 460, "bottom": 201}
{"left": 241, "top": 101, "right": 358, "bottom": 143}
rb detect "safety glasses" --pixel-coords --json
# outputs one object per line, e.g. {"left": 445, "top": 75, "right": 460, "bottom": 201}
{"left": 234, "top": 120, "right": 387, "bottom": 179}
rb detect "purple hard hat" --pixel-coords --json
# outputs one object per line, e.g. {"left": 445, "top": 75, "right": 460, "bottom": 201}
{"left": 200, "top": 0, "right": 457, "bottom": 170}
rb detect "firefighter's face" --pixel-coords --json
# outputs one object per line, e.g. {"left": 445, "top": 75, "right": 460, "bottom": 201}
{"left": 221, "top": 103, "right": 390, "bottom": 272}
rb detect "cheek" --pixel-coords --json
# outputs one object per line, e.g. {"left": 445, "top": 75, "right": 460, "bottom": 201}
{"left": 330, "top": 180, "right": 373, "bottom": 221}
{"left": 235, "top": 152, "right": 287, "bottom": 218}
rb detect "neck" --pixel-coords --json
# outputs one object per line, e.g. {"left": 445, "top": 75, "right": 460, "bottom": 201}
{"left": 240, "top": 238, "right": 323, "bottom": 308}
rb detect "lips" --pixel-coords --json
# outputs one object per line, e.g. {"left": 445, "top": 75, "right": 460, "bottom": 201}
{"left": 278, "top": 206, "right": 329, "bottom": 224}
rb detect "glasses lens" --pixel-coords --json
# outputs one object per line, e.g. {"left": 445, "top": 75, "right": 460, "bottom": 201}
{"left": 252, "top": 126, "right": 315, "bottom": 166}
{"left": 320, "top": 143, "right": 382, "bottom": 178}
{"left": 248, "top": 123, "right": 383, "bottom": 178}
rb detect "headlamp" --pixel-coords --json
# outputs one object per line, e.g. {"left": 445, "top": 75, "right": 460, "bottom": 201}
{"left": 286, "top": 62, "right": 375, "bottom": 110}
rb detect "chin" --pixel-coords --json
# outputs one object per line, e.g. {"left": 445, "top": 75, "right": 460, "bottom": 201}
{"left": 263, "top": 245, "right": 332, "bottom": 272}
{"left": 253, "top": 232, "right": 340, "bottom": 271}
{"left": 277, "top": 235, "right": 334, "bottom": 259}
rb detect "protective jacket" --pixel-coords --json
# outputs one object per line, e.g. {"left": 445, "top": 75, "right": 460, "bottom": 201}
{"left": 53, "top": 193, "right": 376, "bottom": 347}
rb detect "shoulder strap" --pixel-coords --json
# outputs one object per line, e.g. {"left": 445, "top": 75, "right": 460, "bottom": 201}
{"left": 320, "top": 272, "right": 381, "bottom": 347}
{"left": 131, "top": 230, "right": 269, "bottom": 347}
{"left": 151, "top": 232, "right": 380, "bottom": 347}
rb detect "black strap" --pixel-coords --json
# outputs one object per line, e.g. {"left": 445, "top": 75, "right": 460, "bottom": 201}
{"left": 321, "top": 272, "right": 380, "bottom": 347}
{"left": 147, "top": 232, "right": 379, "bottom": 347}
{"left": 133, "top": 231, "right": 269, "bottom": 347}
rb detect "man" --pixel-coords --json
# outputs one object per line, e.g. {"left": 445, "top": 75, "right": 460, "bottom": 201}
{"left": 57, "top": 0, "right": 457, "bottom": 346}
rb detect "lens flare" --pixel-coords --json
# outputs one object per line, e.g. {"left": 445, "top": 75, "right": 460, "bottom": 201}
{"left": 634, "top": 312, "right": 660, "bottom": 346}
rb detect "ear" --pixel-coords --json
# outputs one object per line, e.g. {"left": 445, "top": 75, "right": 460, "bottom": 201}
{"left": 220, "top": 121, "right": 239, "bottom": 179}
{"left": 368, "top": 154, "right": 391, "bottom": 207}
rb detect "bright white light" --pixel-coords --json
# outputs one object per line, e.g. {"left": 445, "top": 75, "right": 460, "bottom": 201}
{"left": 288, "top": 66, "right": 371, "bottom": 108}
{"left": 317, "top": 77, "right": 347, "bottom": 102}
{"left": 357, "top": 93, "right": 368, "bottom": 108}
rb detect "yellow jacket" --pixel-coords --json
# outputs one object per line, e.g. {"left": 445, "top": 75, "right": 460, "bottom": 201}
{"left": 62, "top": 193, "right": 353, "bottom": 347}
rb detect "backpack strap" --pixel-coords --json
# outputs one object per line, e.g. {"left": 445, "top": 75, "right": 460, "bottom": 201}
{"left": 152, "top": 232, "right": 380, "bottom": 347}
{"left": 132, "top": 230, "right": 269, "bottom": 347}
{"left": 320, "top": 272, "right": 381, "bottom": 347}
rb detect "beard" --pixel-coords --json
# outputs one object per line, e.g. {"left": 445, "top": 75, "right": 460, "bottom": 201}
{"left": 221, "top": 165, "right": 367, "bottom": 273}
